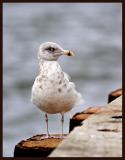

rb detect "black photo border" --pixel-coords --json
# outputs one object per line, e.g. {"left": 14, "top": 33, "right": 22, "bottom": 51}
{"left": 0, "top": 0, "right": 124, "bottom": 159}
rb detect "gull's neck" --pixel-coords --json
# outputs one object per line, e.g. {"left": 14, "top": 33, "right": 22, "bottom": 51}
{"left": 39, "top": 59, "right": 57, "bottom": 72}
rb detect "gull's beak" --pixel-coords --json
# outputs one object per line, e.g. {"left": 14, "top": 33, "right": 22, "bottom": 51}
{"left": 63, "top": 50, "right": 75, "bottom": 56}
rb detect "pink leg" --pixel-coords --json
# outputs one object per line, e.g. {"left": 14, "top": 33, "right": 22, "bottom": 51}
{"left": 47, "top": 113, "right": 65, "bottom": 139}
{"left": 45, "top": 113, "right": 50, "bottom": 138}
{"left": 40, "top": 113, "right": 66, "bottom": 140}
{"left": 61, "top": 113, "right": 64, "bottom": 137}
{"left": 40, "top": 113, "right": 50, "bottom": 140}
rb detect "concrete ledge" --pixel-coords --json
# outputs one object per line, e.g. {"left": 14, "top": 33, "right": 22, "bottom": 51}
{"left": 50, "top": 96, "right": 122, "bottom": 157}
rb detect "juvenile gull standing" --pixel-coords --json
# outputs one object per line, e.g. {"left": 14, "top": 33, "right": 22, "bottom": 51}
{"left": 31, "top": 42, "right": 83, "bottom": 138}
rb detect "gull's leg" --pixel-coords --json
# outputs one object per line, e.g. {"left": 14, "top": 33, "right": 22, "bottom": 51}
{"left": 45, "top": 113, "right": 50, "bottom": 137}
{"left": 61, "top": 113, "right": 64, "bottom": 137}
{"left": 40, "top": 113, "right": 50, "bottom": 140}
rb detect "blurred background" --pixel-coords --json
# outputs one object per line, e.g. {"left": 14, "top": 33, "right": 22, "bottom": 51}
{"left": 3, "top": 3, "right": 122, "bottom": 157}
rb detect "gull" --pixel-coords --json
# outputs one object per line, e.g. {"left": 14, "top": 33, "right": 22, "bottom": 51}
{"left": 31, "top": 42, "right": 83, "bottom": 138}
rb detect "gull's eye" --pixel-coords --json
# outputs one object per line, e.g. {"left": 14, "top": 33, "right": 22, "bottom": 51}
{"left": 46, "top": 47, "right": 55, "bottom": 52}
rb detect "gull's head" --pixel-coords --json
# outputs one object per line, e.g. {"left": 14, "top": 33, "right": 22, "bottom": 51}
{"left": 38, "top": 42, "right": 75, "bottom": 61}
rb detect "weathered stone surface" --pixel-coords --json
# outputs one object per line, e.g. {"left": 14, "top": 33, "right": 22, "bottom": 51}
{"left": 50, "top": 96, "right": 122, "bottom": 157}
{"left": 69, "top": 106, "right": 103, "bottom": 132}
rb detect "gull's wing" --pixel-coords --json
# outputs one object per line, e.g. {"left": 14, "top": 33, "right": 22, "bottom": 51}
{"left": 63, "top": 72, "right": 76, "bottom": 88}
{"left": 63, "top": 72, "right": 71, "bottom": 81}
{"left": 63, "top": 71, "right": 84, "bottom": 105}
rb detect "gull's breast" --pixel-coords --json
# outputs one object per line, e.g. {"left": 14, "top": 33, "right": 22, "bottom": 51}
{"left": 31, "top": 62, "right": 77, "bottom": 114}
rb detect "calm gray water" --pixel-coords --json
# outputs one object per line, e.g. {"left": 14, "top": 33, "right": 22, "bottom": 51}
{"left": 3, "top": 3, "right": 122, "bottom": 157}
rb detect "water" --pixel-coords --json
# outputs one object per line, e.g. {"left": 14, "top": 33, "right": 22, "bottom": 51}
{"left": 3, "top": 3, "right": 122, "bottom": 157}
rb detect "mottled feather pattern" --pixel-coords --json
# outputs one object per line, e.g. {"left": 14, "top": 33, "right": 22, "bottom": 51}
{"left": 31, "top": 42, "right": 84, "bottom": 114}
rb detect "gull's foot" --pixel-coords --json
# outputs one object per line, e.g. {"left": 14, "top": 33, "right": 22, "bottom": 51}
{"left": 48, "top": 135, "right": 66, "bottom": 139}
{"left": 40, "top": 134, "right": 51, "bottom": 140}
{"left": 40, "top": 135, "right": 66, "bottom": 140}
